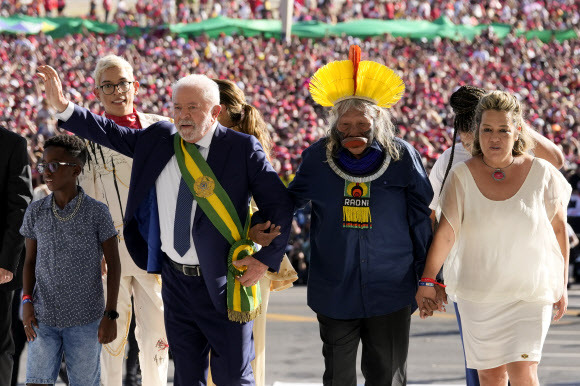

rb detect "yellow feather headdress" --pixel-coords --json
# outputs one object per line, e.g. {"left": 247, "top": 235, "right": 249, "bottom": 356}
{"left": 309, "top": 45, "right": 405, "bottom": 108}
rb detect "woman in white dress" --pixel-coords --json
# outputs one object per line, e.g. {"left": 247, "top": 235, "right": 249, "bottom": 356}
{"left": 417, "top": 91, "right": 570, "bottom": 385}
{"left": 426, "top": 86, "right": 565, "bottom": 386}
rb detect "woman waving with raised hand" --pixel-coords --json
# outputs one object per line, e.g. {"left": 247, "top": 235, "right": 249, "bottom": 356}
{"left": 417, "top": 91, "right": 570, "bottom": 386}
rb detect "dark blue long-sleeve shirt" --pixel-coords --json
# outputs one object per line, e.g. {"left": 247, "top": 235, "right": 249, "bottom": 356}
{"left": 289, "top": 138, "right": 433, "bottom": 319}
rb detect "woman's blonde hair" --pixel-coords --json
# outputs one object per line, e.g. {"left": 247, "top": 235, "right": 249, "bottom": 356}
{"left": 213, "top": 79, "right": 272, "bottom": 159}
{"left": 471, "top": 90, "right": 534, "bottom": 156}
{"left": 327, "top": 99, "right": 401, "bottom": 161}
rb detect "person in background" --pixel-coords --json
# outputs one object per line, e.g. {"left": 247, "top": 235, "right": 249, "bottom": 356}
{"left": 0, "top": 126, "right": 32, "bottom": 385}
{"left": 103, "top": 0, "right": 111, "bottom": 22}
{"left": 212, "top": 78, "right": 298, "bottom": 386}
{"left": 82, "top": 54, "right": 170, "bottom": 386}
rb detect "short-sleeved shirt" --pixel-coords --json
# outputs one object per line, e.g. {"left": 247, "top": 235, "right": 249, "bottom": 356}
{"left": 20, "top": 186, "right": 117, "bottom": 328}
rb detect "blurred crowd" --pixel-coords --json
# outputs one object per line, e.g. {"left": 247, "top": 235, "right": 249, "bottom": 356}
{"left": 2, "top": 31, "right": 577, "bottom": 172}
{"left": 2, "top": 30, "right": 578, "bottom": 275}
{"left": 304, "top": 0, "right": 579, "bottom": 28}
{"left": 1, "top": 0, "right": 579, "bottom": 278}
{"left": 2, "top": 0, "right": 578, "bottom": 29}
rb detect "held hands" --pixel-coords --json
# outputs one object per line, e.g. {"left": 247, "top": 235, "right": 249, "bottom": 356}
{"left": 23, "top": 303, "right": 38, "bottom": 342}
{"left": 553, "top": 290, "right": 568, "bottom": 321}
{"left": 232, "top": 255, "right": 268, "bottom": 287}
{"left": 98, "top": 317, "right": 117, "bottom": 344}
{"left": 36, "top": 65, "right": 69, "bottom": 113}
{"left": 248, "top": 221, "right": 281, "bottom": 247}
{"left": 415, "top": 286, "right": 444, "bottom": 319}
{"left": 435, "top": 285, "right": 448, "bottom": 313}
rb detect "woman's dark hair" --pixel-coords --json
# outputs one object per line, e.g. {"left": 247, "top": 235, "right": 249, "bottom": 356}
{"left": 440, "top": 85, "right": 486, "bottom": 194}
{"left": 44, "top": 134, "right": 88, "bottom": 166}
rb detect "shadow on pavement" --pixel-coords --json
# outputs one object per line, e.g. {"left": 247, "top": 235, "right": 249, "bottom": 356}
{"left": 411, "top": 330, "right": 460, "bottom": 337}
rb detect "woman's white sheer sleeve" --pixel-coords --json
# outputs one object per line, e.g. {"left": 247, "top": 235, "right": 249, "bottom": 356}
{"left": 544, "top": 166, "right": 572, "bottom": 222}
{"left": 439, "top": 169, "right": 465, "bottom": 238}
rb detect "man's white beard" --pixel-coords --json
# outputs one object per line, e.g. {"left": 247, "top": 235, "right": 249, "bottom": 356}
{"left": 177, "top": 116, "right": 212, "bottom": 142}
{"left": 178, "top": 126, "right": 198, "bottom": 142}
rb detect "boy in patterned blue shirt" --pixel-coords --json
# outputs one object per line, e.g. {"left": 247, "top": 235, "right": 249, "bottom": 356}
{"left": 20, "top": 135, "right": 121, "bottom": 386}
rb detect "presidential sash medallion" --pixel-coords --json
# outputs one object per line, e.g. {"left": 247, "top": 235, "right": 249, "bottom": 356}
{"left": 194, "top": 175, "right": 215, "bottom": 198}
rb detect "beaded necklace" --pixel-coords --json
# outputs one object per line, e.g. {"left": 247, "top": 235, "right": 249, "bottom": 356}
{"left": 326, "top": 145, "right": 391, "bottom": 229}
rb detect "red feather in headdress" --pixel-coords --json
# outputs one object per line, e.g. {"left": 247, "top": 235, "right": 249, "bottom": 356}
{"left": 348, "top": 45, "right": 361, "bottom": 95}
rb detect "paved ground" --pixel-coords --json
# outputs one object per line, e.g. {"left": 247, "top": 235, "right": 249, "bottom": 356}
{"left": 15, "top": 285, "right": 580, "bottom": 385}
{"left": 263, "top": 285, "right": 580, "bottom": 385}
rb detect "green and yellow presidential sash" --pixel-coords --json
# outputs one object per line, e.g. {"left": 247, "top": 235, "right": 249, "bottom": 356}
{"left": 173, "top": 135, "right": 261, "bottom": 323}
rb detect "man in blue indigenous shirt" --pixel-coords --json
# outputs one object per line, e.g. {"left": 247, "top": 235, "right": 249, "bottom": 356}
{"left": 289, "top": 47, "right": 433, "bottom": 386}
{"left": 20, "top": 135, "right": 121, "bottom": 386}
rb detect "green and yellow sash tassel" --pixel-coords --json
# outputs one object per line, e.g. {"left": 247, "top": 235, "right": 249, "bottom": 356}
{"left": 173, "top": 135, "right": 261, "bottom": 323}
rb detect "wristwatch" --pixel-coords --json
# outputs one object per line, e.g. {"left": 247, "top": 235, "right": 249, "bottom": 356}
{"left": 103, "top": 310, "right": 119, "bottom": 320}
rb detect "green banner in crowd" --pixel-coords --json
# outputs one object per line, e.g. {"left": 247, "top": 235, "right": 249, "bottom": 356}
{"left": 0, "top": 15, "right": 577, "bottom": 43}
{"left": 0, "top": 14, "right": 116, "bottom": 37}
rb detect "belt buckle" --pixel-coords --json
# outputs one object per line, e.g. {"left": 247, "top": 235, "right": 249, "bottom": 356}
{"left": 182, "top": 265, "right": 200, "bottom": 276}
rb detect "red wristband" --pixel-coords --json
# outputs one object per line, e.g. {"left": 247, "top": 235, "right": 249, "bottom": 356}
{"left": 420, "top": 277, "right": 447, "bottom": 288}
{"left": 22, "top": 294, "right": 32, "bottom": 301}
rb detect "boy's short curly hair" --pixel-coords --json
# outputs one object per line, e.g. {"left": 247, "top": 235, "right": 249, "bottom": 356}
{"left": 44, "top": 135, "right": 88, "bottom": 166}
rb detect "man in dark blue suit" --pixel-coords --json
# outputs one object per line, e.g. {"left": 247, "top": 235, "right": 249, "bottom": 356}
{"left": 38, "top": 65, "right": 293, "bottom": 385}
{"left": 0, "top": 126, "right": 32, "bottom": 384}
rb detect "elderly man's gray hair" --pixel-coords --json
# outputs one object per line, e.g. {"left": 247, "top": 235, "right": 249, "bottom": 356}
{"left": 172, "top": 74, "right": 220, "bottom": 106}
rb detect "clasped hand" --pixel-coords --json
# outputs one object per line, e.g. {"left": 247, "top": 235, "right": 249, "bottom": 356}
{"left": 248, "top": 221, "right": 281, "bottom": 247}
{"left": 415, "top": 285, "right": 447, "bottom": 319}
{"left": 232, "top": 220, "right": 281, "bottom": 287}
{"left": 233, "top": 256, "right": 268, "bottom": 287}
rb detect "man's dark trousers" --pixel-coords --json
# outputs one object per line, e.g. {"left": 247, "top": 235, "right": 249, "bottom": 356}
{"left": 0, "top": 289, "right": 15, "bottom": 380}
{"left": 317, "top": 305, "right": 412, "bottom": 386}
{"left": 161, "top": 257, "right": 255, "bottom": 385}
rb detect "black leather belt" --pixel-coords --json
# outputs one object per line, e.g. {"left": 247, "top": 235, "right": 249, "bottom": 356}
{"left": 168, "top": 259, "right": 202, "bottom": 277}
